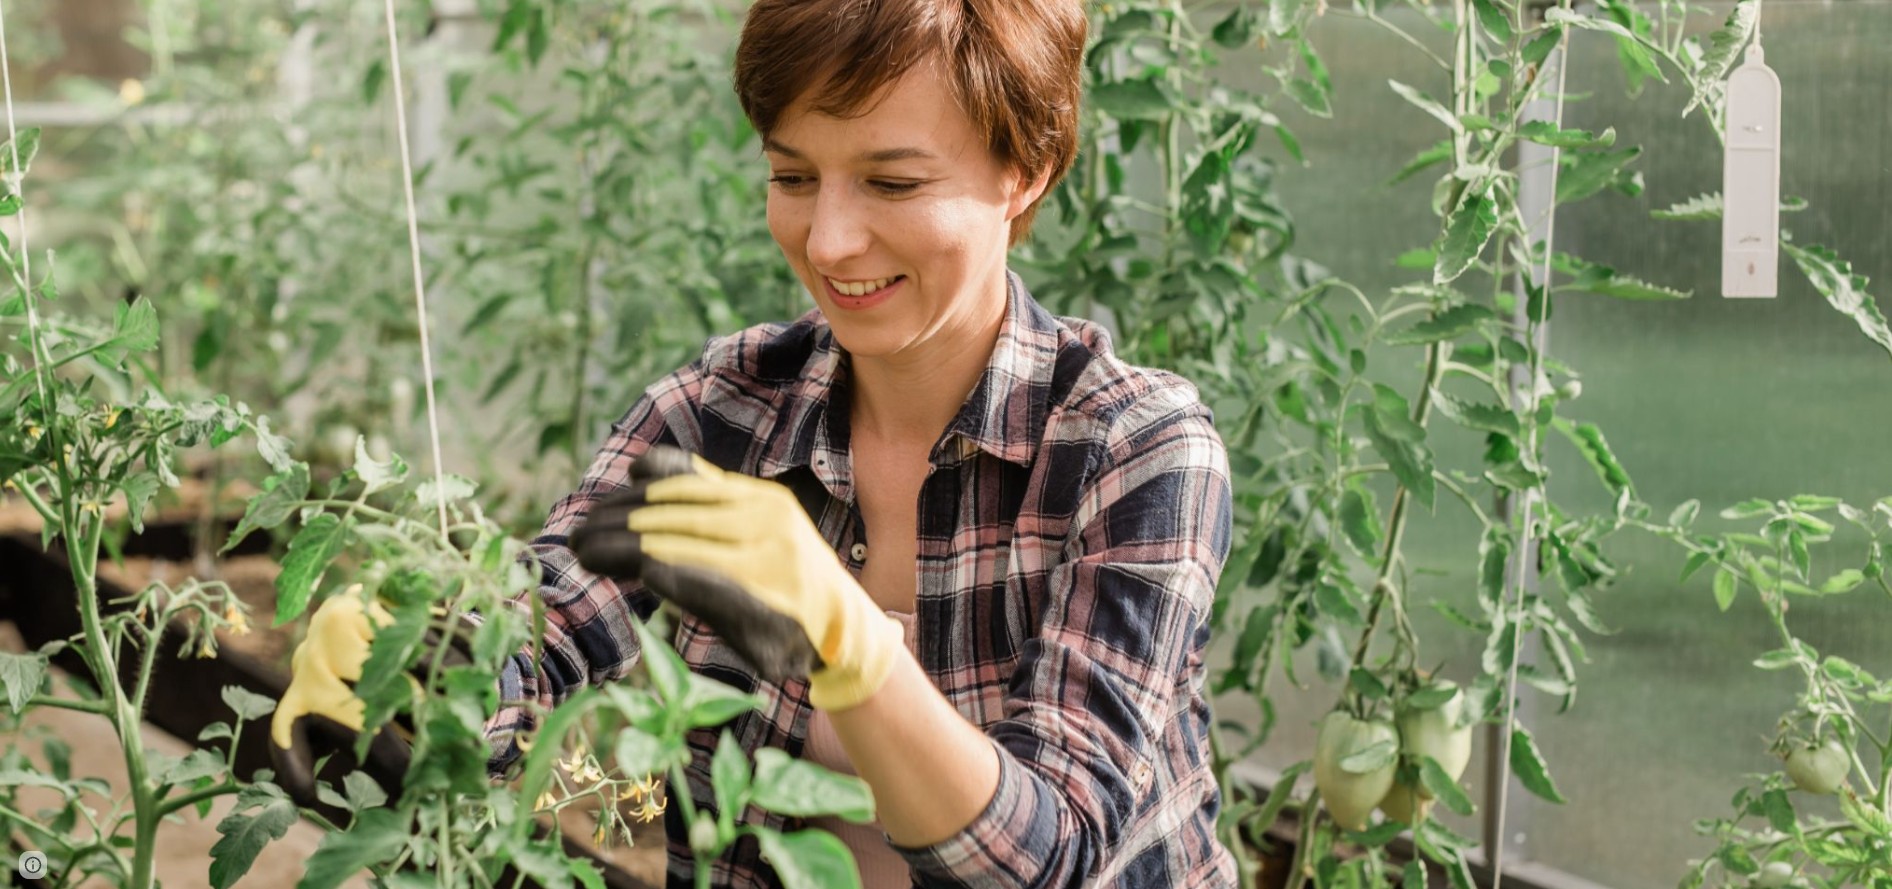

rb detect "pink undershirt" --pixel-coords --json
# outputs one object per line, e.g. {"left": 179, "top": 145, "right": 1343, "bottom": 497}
{"left": 802, "top": 611, "right": 918, "bottom": 889}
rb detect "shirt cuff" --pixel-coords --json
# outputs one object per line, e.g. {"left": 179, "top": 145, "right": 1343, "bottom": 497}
{"left": 894, "top": 738, "right": 1061, "bottom": 889}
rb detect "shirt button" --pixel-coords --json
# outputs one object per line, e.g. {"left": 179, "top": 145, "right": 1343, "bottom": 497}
{"left": 850, "top": 543, "right": 868, "bottom": 562}
{"left": 1132, "top": 761, "right": 1152, "bottom": 790}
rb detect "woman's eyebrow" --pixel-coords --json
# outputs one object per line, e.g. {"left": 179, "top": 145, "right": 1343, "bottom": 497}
{"left": 762, "top": 139, "right": 937, "bottom": 164}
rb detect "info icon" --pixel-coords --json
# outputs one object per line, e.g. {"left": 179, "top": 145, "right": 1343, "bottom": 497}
{"left": 16, "top": 851, "right": 49, "bottom": 881}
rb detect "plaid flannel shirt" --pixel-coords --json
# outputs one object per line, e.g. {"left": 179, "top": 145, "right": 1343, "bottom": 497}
{"left": 486, "top": 272, "right": 1238, "bottom": 889}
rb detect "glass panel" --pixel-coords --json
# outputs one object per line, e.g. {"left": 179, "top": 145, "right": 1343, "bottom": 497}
{"left": 1215, "top": 2, "right": 1892, "bottom": 887}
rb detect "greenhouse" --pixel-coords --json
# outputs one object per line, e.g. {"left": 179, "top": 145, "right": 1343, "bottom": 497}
{"left": 0, "top": 0, "right": 1887, "bottom": 888}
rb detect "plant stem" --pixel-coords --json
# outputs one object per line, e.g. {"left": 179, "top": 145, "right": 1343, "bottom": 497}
{"left": 26, "top": 694, "right": 111, "bottom": 715}
{"left": 158, "top": 781, "right": 240, "bottom": 817}
{"left": 1286, "top": 789, "right": 1322, "bottom": 889}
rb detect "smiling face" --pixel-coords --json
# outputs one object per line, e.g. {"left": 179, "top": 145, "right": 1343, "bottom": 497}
{"left": 764, "top": 66, "right": 1046, "bottom": 363}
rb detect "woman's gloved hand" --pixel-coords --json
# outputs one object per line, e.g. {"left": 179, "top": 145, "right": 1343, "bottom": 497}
{"left": 571, "top": 446, "right": 903, "bottom": 711}
{"left": 270, "top": 587, "right": 411, "bottom": 804}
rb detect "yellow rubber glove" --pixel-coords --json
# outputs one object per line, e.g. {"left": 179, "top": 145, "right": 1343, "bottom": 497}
{"left": 575, "top": 448, "right": 903, "bottom": 711}
{"left": 271, "top": 587, "right": 391, "bottom": 750}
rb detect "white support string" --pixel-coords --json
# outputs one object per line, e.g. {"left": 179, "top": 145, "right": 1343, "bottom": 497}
{"left": 1489, "top": 20, "right": 1574, "bottom": 889}
{"left": 0, "top": 3, "right": 50, "bottom": 417}
{"left": 378, "top": 0, "right": 452, "bottom": 538}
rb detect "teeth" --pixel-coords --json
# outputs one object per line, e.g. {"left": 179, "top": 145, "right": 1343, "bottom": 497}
{"left": 828, "top": 276, "right": 895, "bottom": 297}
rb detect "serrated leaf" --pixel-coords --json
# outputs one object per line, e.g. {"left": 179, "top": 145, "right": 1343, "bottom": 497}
{"left": 1435, "top": 192, "right": 1498, "bottom": 284}
{"left": 1558, "top": 147, "right": 1642, "bottom": 204}
{"left": 1544, "top": 8, "right": 1666, "bottom": 87}
{"left": 298, "top": 807, "right": 407, "bottom": 889}
{"left": 753, "top": 828, "right": 862, "bottom": 889}
{"left": 111, "top": 298, "right": 161, "bottom": 358}
{"left": 0, "top": 128, "right": 41, "bottom": 180}
{"left": 210, "top": 792, "right": 297, "bottom": 889}
{"left": 0, "top": 650, "right": 47, "bottom": 713}
{"left": 1385, "top": 303, "right": 1498, "bottom": 345}
{"left": 1652, "top": 192, "right": 1723, "bottom": 221}
{"left": 225, "top": 463, "right": 310, "bottom": 555}
{"left": 1091, "top": 80, "right": 1174, "bottom": 121}
{"left": 222, "top": 685, "right": 277, "bottom": 721}
{"left": 1421, "top": 757, "right": 1476, "bottom": 816}
{"left": 353, "top": 438, "right": 408, "bottom": 495}
{"left": 1785, "top": 243, "right": 1892, "bottom": 361}
{"left": 1339, "top": 487, "right": 1381, "bottom": 556}
{"left": 1433, "top": 392, "right": 1521, "bottom": 437}
{"left": 273, "top": 514, "right": 348, "bottom": 626}
{"left": 1509, "top": 726, "right": 1566, "bottom": 803}
{"left": 751, "top": 748, "right": 876, "bottom": 822}
{"left": 1363, "top": 407, "right": 1436, "bottom": 510}
{"left": 253, "top": 416, "right": 295, "bottom": 473}
{"left": 1686, "top": 0, "right": 1759, "bottom": 115}
{"left": 1554, "top": 419, "right": 1635, "bottom": 499}
{"left": 416, "top": 474, "right": 478, "bottom": 508}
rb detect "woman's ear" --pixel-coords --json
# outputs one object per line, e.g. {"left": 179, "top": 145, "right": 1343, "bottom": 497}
{"left": 1005, "top": 166, "right": 1054, "bottom": 222}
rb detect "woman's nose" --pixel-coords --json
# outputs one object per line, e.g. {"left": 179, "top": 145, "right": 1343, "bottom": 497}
{"left": 805, "top": 187, "right": 871, "bottom": 268}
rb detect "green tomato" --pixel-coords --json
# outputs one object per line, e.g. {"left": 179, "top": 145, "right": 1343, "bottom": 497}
{"left": 1784, "top": 738, "right": 1849, "bottom": 795}
{"left": 1313, "top": 711, "right": 1398, "bottom": 832}
{"left": 1377, "top": 780, "right": 1432, "bottom": 826}
{"left": 1754, "top": 862, "right": 1794, "bottom": 889}
{"left": 1397, "top": 682, "right": 1475, "bottom": 799}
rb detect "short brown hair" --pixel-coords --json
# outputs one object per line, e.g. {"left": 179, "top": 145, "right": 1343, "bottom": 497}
{"left": 734, "top": 0, "right": 1087, "bottom": 245}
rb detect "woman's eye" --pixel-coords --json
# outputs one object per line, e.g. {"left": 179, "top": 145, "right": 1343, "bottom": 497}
{"left": 768, "top": 175, "right": 812, "bottom": 190}
{"left": 870, "top": 180, "right": 922, "bottom": 195}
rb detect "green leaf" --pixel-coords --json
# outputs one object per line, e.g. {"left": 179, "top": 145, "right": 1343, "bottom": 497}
{"left": 1267, "top": 0, "right": 1313, "bottom": 37}
{"left": 1553, "top": 419, "right": 1635, "bottom": 499}
{"left": 1389, "top": 140, "right": 1453, "bottom": 187}
{"left": 1820, "top": 569, "right": 1865, "bottom": 595}
{"left": 1406, "top": 683, "right": 1459, "bottom": 711}
{"left": 1090, "top": 80, "right": 1174, "bottom": 121}
{"left": 353, "top": 599, "right": 428, "bottom": 736}
{"left": 362, "top": 59, "right": 387, "bottom": 104}
{"left": 1435, "top": 192, "right": 1498, "bottom": 284}
{"left": 0, "top": 128, "right": 41, "bottom": 180}
{"left": 1284, "top": 77, "right": 1331, "bottom": 119}
{"left": 209, "top": 788, "right": 297, "bottom": 889}
{"left": 353, "top": 438, "right": 408, "bottom": 496}
{"left": 1509, "top": 726, "right": 1566, "bottom": 804}
{"left": 632, "top": 618, "right": 688, "bottom": 706}
{"left": 712, "top": 730, "right": 752, "bottom": 821}
{"left": 1384, "top": 303, "right": 1498, "bottom": 345}
{"left": 1759, "top": 786, "right": 1796, "bottom": 833}
{"left": 1349, "top": 668, "right": 1388, "bottom": 700}
{"left": 750, "top": 748, "right": 876, "bottom": 822}
{"left": 1686, "top": 0, "right": 1759, "bottom": 115}
{"left": 0, "top": 650, "right": 47, "bottom": 714}
{"left": 1403, "top": 861, "right": 1429, "bottom": 889}
{"left": 111, "top": 298, "right": 161, "bottom": 358}
{"left": 752, "top": 828, "right": 862, "bottom": 889}
{"left": 342, "top": 772, "right": 387, "bottom": 812}
{"left": 1713, "top": 567, "right": 1738, "bottom": 612}
{"left": 1434, "top": 392, "right": 1521, "bottom": 438}
{"left": 1668, "top": 500, "right": 1702, "bottom": 527}
{"left": 1785, "top": 243, "right": 1892, "bottom": 361}
{"left": 252, "top": 417, "right": 295, "bottom": 473}
{"left": 273, "top": 513, "right": 348, "bottom": 626}
{"left": 1339, "top": 738, "right": 1398, "bottom": 774}
{"left": 614, "top": 726, "right": 686, "bottom": 778}
{"left": 1211, "top": 7, "right": 1260, "bottom": 47}
{"left": 1388, "top": 80, "right": 1463, "bottom": 135}
{"left": 1519, "top": 121, "right": 1615, "bottom": 149}
{"left": 1339, "top": 487, "right": 1382, "bottom": 556}
{"left": 0, "top": 194, "right": 18, "bottom": 216}
{"left": 1721, "top": 498, "right": 1774, "bottom": 520}
{"left": 222, "top": 685, "right": 277, "bottom": 722}
{"left": 1788, "top": 494, "right": 1843, "bottom": 512}
{"left": 416, "top": 474, "right": 478, "bottom": 509}
{"left": 298, "top": 807, "right": 407, "bottom": 889}
{"left": 1472, "top": 0, "right": 1514, "bottom": 42}
{"left": 1544, "top": 8, "right": 1666, "bottom": 87}
{"left": 1364, "top": 411, "right": 1436, "bottom": 511}
{"left": 1652, "top": 192, "right": 1722, "bottom": 221}
{"left": 1585, "top": 274, "right": 1691, "bottom": 301}
{"left": 1421, "top": 756, "right": 1476, "bottom": 816}
{"left": 1522, "top": 29, "right": 1563, "bottom": 66}
{"left": 224, "top": 463, "right": 309, "bottom": 554}
{"left": 1557, "top": 148, "right": 1641, "bottom": 204}
{"left": 684, "top": 673, "right": 763, "bottom": 729}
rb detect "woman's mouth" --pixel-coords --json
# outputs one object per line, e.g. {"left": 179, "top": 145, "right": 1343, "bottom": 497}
{"left": 824, "top": 275, "right": 905, "bottom": 311}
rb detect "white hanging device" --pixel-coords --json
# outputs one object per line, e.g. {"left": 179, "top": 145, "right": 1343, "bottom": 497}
{"left": 1722, "top": 44, "right": 1781, "bottom": 298}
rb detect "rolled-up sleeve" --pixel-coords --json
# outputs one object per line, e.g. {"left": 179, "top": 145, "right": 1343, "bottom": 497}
{"left": 899, "top": 387, "right": 1233, "bottom": 889}
{"left": 483, "top": 354, "right": 712, "bottom": 773}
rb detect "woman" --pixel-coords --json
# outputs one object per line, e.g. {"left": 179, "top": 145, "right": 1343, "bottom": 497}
{"left": 279, "top": 1, "right": 1237, "bottom": 886}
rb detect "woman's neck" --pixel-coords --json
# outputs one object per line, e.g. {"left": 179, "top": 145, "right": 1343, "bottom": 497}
{"left": 848, "top": 289, "right": 1007, "bottom": 452}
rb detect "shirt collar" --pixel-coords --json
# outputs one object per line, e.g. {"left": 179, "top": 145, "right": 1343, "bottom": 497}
{"left": 756, "top": 270, "right": 1078, "bottom": 491}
